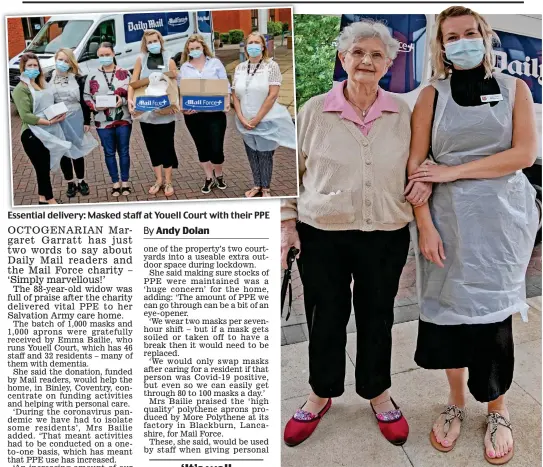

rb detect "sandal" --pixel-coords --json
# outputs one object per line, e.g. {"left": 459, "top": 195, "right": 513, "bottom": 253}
{"left": 164, "top": 182, "right": 174, "bottom": 197}
{"left": 430, "top": 405, "right": 465, "bottom": 452}
{"left": 261, "top": 188, "right": 272, "bottom": 198}
{"left": 111, "top": 187, "right": 121, "bottom": 197}
{"left": 148, "top": 182, "right": 163, "bottom": 195}
{"left": 245, "top": 187, "right": 261, "bottom": 198}
{"left": 121, "top": 185, "right": 131, "bottom": 196}
{"left": 484, "top": 412, "right": 514, "bottom": 465}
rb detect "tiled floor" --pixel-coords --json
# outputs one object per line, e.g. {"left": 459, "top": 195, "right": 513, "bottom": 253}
{"left": 281, "top": 296, "right": 542, "bottom": 467}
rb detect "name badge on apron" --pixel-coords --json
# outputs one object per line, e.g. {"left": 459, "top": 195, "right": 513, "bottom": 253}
{"left": 481, "top": 94, "right": 503, "bottom": 103}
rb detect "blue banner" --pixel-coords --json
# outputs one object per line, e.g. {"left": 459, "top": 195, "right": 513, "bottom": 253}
{"left": 135, "top": 95, "right": 171, "bottom": 112}
{"left": 334, "top": 14, "right": 427, "bottom": 94}
{"left": 182, "top": 96, "right": 225, "bottom": 111}
{"left": 124, "top": 12, "right": 190, "bottom": 44}
{"left": 494, "top": 30, "right": 541, "bottom": 104}
{"left": 197, "top": 11, "right": 212, "bottom": 34}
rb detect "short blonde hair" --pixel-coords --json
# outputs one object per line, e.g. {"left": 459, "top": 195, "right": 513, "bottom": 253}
{"left": 181, "top": 34, "right": 213, "bottom": 64}
{"left": 140, "top": 29, "right": 165, "bottom": 54}
{"left": 431, "top": 6, "right": 499, "bottom": 81}
{"left": 244, "top": 32, "right": 269, "bottom": 61}
{"left": 55, "top": 48, "right": 80, "bottom": 75}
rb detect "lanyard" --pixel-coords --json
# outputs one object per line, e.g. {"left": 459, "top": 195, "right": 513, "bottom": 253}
{"left": 247, "top": 59, "right": 263, "bottom": 77}
{"left": 101, "top": 66, "right": 117, "bottom": 91}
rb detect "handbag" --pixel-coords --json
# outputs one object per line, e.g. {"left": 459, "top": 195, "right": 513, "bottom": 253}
{"left": 280, "top": 247, "right": 299, "bottom": 321}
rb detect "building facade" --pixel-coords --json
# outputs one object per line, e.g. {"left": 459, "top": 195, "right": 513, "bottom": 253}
{"left": 7, "top": 16, "right": 49, "bottom": 58}
{"left": 212, "top": 8, "right": 291, "bottom": 37}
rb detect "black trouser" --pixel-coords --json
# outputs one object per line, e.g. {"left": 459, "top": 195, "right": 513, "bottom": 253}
{"left": 60, "top": 156, "right": 85, "bottom": 181}
{"left": 21, "top": 129, "right": 53, "bottom": 200}
{"left": 184, "top": 112, "right": 227, "bottom": 164}
{"left": 297, "top": 222, "right": 410, "bottom": 399}
{"left": 140, "top": 121, "right": 178, "bottom": 169}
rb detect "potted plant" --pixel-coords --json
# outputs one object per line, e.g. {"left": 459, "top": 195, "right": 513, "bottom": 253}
{"left": 214, "top": 31, "right": 220, "bottom": 48}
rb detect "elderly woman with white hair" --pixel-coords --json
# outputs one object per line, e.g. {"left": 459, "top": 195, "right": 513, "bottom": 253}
{"left": 281, "top": 20, "right": 431, "bottom": 447}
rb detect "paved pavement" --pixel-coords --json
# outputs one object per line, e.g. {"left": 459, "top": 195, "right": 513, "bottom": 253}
{"left": 281, "top": 296, "right": 542, "bottom": 467}
{"left": 10, "top": 46, "right": 296, "bottom": 206}
{"left": 282, "top": 243, "right": 542, "bottom": 346}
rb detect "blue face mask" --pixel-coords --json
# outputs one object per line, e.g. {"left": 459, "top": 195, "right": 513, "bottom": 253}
{"left": 23, "top": 68, "right": 40, "bottom": 80}
{"left": 56, "top": 60, "right": 70, "bottom": 73}
{"left": 247, "top": 44, "right": 262, "bottom": 58}
{"left": 148, "top": 43, "right": 161, "bottom": 54}
{"left": 189, "top": 49, "right": 203, "bottom": 59}
{"left": 444, "top": 38, "right": 485, "bottom": 69}
{"left": 99, "top": 56, "right": 114, "bottom": 66}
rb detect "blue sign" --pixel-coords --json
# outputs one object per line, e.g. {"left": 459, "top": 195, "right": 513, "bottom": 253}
{"left": 124, "top": 12, "right": 190, "bottom": 44}
{"left": 197, "top": 11, "right": 212, "bottom": 34}
{"left": 334, "top": 14, "right": 427, "bottom": 94}
{"left": 182, "top": 95, "right": 224, "bottom": 111}
{"left": 494, "top": 30, "right": 541, "bottom": 104}
{"left": 135, "top": 95, "right": 171, "bottom": 112}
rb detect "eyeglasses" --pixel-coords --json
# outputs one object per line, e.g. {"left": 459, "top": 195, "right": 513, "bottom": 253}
{"left": 346, "top": 49, "right": 386, "bottom": 64}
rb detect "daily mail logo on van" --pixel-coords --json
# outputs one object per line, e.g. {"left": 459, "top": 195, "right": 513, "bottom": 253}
{"left": 127, "top": 18, "right": 164, "bottom": 32}
{"left": 135, "top": 95, "right": 171, "bottom": 112}
{"left": 182, "top": 96, "right": 224, "bottom": 111}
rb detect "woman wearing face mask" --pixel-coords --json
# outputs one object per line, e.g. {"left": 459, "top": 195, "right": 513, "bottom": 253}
{"left": 12, "top": 52, "right": 71, "bottom": 204}
{"left": 128, "top": 29, "right": 179, "bottom": 197}
{"left": 232, "top": 32, "right": 295, "bottom": 198}
{"left": 51, "top": 48, "right": 98, "bottom": 198}
{"left": 407, "top": 7, "right": 538, "bottom": 464}
{"left": 84, "top": 42, "right": 132, "bottom": 197}
{"left": 179, "top": 34, "right": 230, "bottom": 194}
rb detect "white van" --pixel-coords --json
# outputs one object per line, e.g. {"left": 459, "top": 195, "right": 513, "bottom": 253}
{"left": 335, "top": 14, "right": 542, "bottom": 240}
{"left": 8, "top": 10, "right": 214, "bottom": 91}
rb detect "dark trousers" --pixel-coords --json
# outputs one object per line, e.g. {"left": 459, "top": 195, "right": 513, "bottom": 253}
{"left": 21, "top": 129, "right": 53, "bottom": 200}
{"left": 184, "top": 112, "right": 226, "bottom": 164}
{"left": 97, "top": 124, "right": 132, "bottom": 183}
{"left": 244, "top": 142, "right": 274, "bottom": 188}
{"left": 297, "top": 222, "right": 410, "bottom": 399}
{"left": 140, "top": 121, "right": 178, "bottom": 169}
{"left": 60, "top": 156, "right": 85, "bottom": 181}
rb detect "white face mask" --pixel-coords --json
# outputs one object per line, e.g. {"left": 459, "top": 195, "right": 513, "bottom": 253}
{"left": 444, "top": 38, "right": 485, "bottom": 69}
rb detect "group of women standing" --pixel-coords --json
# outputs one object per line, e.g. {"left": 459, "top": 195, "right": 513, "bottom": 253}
{"left": 281, "top": 7, "right": 538, "bottom": 466}
{"left": 13, "top": 29, "right": 295, "bottom": 204}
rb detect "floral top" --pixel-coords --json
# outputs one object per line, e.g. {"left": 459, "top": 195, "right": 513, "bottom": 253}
{"left": 84, "top": 67, "right": 132, "bottom": 129}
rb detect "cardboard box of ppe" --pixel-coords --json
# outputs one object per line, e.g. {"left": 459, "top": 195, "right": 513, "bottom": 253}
{"left": 179, "top": 79, "right": 229, "bottom": 112}
{"left": 129, "top": 71, "right": 180, "bottom": 116}
{"left": 95, "top": 94, "right": 118, "bottom": 108}
{"left": 43, "top": 102, "right": 68, "bottom": 120}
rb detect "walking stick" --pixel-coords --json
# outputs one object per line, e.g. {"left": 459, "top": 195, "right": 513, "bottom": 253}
{"left": 281, "top": 247, "right": 299, "bottom": 321}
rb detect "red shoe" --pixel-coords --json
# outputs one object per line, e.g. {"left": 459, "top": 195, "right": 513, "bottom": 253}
{"left": 284, "top": 398, "right": 332, "bottom": 447}
{"left": 371, "top": 398, "right": 409, "bottom": 446}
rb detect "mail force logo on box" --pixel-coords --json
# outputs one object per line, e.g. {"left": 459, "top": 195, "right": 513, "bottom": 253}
{"left": 135, "top": 95, "right": 171, "bottom": 112}
{"left": 182, "top": 96, "right": 225, "bottom": 111}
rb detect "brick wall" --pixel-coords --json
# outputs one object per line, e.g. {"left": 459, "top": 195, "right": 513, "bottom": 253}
{"left": 7, "top": 16, "right": 50, "bottom": 59}
{"left": 277, "top": 9, "right": 292, "bottom": 30}
{"left": 7, "top": 18, "right": 26, "bottom": 59}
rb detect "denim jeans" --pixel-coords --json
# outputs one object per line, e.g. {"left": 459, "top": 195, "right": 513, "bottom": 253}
{"left": 97, "top": 124, "right": 132, "bottom": 183}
